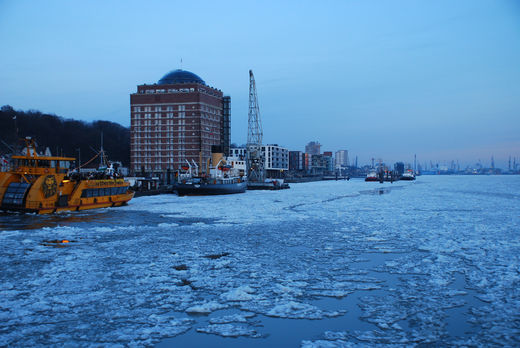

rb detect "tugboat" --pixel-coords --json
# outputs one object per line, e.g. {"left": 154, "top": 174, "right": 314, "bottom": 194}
{"left": 175, "top": 146, "right": 247, "bottom": 196}
{"left": 0, "top": 137, "right": 134, "bottom": 214}
{"left": 400, "top": 169, "right": 416, "bottom": 181}
{"left": 365, "top": 171, "right": 380, "bottom": 182}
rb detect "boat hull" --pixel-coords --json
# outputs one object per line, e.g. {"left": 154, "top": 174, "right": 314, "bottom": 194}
{"left": 399, "top": 176, "right": 416, "bottom": 181}
{"left": 175, "top": 181, "right": 247, "bottom": 196}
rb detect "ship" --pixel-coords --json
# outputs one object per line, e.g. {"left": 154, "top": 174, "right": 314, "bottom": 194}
{"left": 174, "top": 146, "right": 247, "bottom": 196}
{"left": 0, "top": 137, "right": 134, "bottom": 214}
{"left": 365, "top": 171, "right": 380, "bottom": 182}
{"left": 400, "top": 169, "right": 416, "bottom": 181}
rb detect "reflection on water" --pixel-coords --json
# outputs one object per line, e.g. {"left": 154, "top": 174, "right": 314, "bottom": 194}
{"left": 0, "top": 210, "right": 112, "bottom": 231}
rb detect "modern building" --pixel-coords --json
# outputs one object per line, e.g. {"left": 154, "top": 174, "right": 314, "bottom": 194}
{"left": 305, "top": 141, "right": 321, "bottom": 155}
{"left": 130, "top": 69, "right": 230, "bottom": 178}
{"left": 335, "top": 150, "right": 349, "bottom": 169}
{"left": 263, "top": 144, "right": 288, "bottom": 178}
{"left": 227, "top": 145, "right": 288, "bottom": 178}
{"left": 289, "top": 151, "right": 304, "bottom": 171}
{"left": 228, "top": 146, "right": 246, "bottom": 160}
{"left": 310, "top": 154, "right": 327, "bottom": 175}
{"left": 322, "top": 152, "right": 335, "bottom": 173}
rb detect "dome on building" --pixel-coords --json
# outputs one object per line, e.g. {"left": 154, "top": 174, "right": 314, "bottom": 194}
{"left": 158, "top": 69, "right": 205, "bottom": 85}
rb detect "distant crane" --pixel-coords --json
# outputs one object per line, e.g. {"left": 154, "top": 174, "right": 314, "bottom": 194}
{"left": 246, "top": 70, "right": 265, "bottom": 183}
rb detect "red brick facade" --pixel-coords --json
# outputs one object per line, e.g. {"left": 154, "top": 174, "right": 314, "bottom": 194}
{"left": 130, "top": 82, "right": 224, "bottom": 175}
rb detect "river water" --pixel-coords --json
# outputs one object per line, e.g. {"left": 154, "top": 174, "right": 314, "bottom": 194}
{"left": 1, "top": 176, "right": 519, "bottom": 347}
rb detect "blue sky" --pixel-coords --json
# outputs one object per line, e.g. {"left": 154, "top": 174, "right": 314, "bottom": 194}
{"left": 1, "top": 0, "right": 519, "bottom": 168}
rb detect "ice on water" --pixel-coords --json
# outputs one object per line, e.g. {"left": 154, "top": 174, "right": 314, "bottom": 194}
{"left": 1, "top": 176, "right": 519, "bottom": 346}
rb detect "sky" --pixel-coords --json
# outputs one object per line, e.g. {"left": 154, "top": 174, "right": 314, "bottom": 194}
{"left": 1, "top": 0, "right": 519, "bottom": 168}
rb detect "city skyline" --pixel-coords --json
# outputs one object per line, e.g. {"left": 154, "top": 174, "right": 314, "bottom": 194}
{"left": 1, "top": 0, "right": 519, "bottom": 168}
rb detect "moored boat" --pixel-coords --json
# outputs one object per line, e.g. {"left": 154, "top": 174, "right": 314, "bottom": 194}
{"left": 175, "top": 176, "right": 247, "bottom": 196}
{"left": 174, "top": 146, "right": 247, "bottom": 196}
{"left": 365, "top": 171, "right": 380, "bottom": 182}
{"left": 400, "top": 170, "right": 416, "bottom": 181}
{"left": 0, "top": 137, "right": 134, "bottom": 214}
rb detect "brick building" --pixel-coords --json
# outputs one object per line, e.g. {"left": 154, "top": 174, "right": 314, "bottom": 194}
{"left": 130, "top": 69, "right": 230, "bottom": 178}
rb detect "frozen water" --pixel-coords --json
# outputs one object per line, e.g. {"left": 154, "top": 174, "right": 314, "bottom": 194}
{"left": 196, "top": 323, "right": 262, "bottom": 338}
{"left": 0, "top": 176, "right": 519, "bottom": 346}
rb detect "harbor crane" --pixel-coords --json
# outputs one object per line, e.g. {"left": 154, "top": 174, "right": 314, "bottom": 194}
{"left": 246, "top": 70, "right": 265, "bottom": 184}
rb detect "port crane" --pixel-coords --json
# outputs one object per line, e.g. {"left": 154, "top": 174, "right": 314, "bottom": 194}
{"left": 246, "top": 70, "right": 265, "bottom": 184}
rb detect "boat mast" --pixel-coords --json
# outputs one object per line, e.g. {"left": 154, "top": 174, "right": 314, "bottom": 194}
{"left": 100, "top": 131, "right": 106, "bottom": 167}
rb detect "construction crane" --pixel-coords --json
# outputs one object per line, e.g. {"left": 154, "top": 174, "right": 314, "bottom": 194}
{"left": 246, "top": 70, "right": 265, "bottom": 183}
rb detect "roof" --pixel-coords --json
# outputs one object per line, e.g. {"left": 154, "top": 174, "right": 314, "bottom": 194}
{"left": 157, "top": 69, "right": 206, "bottom": 85}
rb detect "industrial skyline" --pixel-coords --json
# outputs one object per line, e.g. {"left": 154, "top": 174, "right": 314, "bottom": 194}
{"left": 1, "top": 0, "right": 519, "bottom": 168}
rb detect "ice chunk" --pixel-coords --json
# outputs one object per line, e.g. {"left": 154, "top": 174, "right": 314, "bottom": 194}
{"left": 220, "top": 286, "right": 255, "bottom": 301}
{"left": 186, "top": 301, "right": 227, "bottom": 314}
{"left": 196, "top": 324, "right": 262, "bottom": 338}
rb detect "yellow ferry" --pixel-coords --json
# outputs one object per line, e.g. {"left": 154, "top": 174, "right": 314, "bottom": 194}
{"left": 0, "top": 138, "right": 134, "bottom": 214}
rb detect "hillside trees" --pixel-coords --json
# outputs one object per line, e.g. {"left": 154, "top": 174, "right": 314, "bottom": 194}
{"left": 0, "top": 105, "right": 130, "bottom": 166}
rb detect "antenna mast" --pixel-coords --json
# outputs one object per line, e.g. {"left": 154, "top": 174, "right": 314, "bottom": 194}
{"left": 246, "top": 70, "right": 265, "bottom": 183}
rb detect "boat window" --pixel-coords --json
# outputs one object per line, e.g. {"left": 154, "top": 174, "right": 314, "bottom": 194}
{"left": 50, "top": 161, "right": 56, "bottom": 168}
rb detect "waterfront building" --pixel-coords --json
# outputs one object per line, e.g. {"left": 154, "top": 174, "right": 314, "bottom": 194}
{"left": 305, "top": 141, "right": 321, "bottom": 155}
{"left": 323, "top": 152, "right": 335, "bottom": 173}
{"left": 130, "top": 69, "right": 230, "bottom": 178}
{"left": 227, "top": 145, "right": 288, "bottom": 178}
{"left": 263, "top": 144, "right": 289, "bottom": 178}
{"left": 229, "top": 147, "right": 246, "bottom": 160}
{"left": 303, "top": 153, "right": 311, "bottom": 173}
{"left": 289, "top": 151, "right": 304, "bottom": 171}
{"left": 310, "top": 154, "right": 327, "bottom": 175}
{"left": 335, "top": 150, "right": 349, "bottom": 168}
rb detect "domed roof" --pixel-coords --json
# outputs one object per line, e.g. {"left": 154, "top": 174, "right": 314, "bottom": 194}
{"left": 158, "top": 69, "right": 206, "bottom": 85}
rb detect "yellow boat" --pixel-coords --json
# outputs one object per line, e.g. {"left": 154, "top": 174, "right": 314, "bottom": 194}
{"left": 0, "top": 138, "right": 134, "bottom": 214}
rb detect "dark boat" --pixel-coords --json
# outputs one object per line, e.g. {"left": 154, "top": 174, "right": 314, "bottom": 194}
{"left": 175, "top": 176, "right": 247, "bottom": 196}
{"left": 399, "top": 170, "right": 416, "bottom": 181}
{"left": 365, "top": 171, "right": 380, "bottom": 182}
{"left": 174, "top": 146, "right": 247, "bottom": 196}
